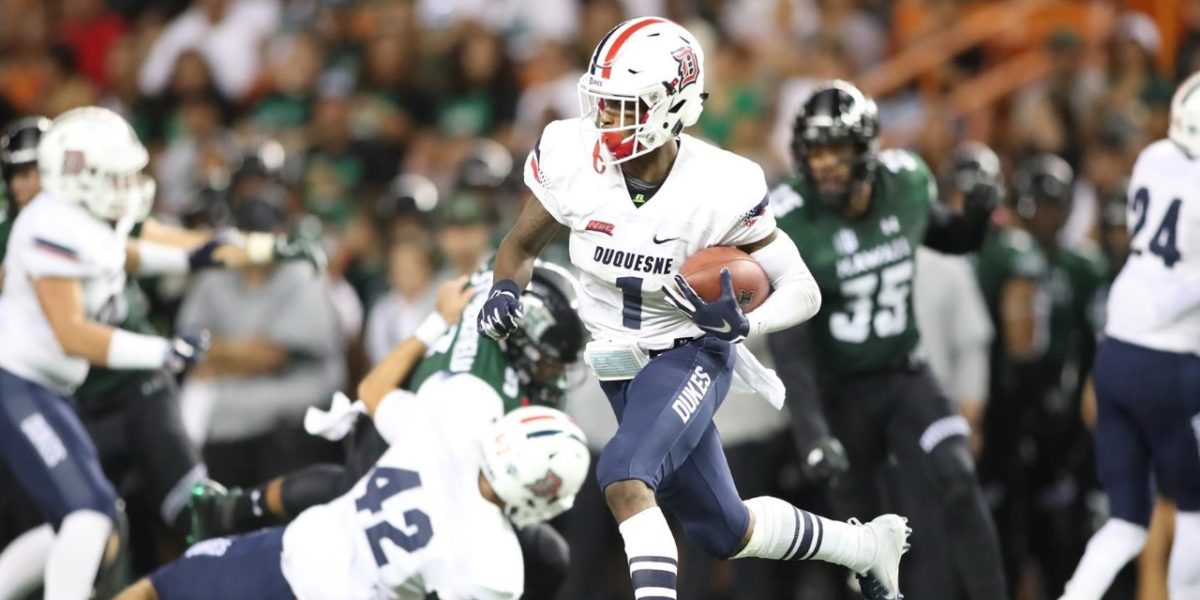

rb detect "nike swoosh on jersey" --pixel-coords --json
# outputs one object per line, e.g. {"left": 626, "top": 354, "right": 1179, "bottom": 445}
{"left": 652, "top": 235, "right": 680, "bottom": 244}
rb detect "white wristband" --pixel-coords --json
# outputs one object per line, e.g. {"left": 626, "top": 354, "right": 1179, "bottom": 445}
{"left": 135, "top": 241, "right": 190, "bottom": 276}
{"left": 107, "top": 329, "right": 170, "bottom": 369}
{"left": 244, "top": 232, "right": 276, "bottom": 265}
{"left": 414, "top": 312, "right": 450, "bottom": 347}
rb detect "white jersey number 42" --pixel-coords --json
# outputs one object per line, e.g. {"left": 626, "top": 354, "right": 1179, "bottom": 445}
{"left": 355, "top": 466, "right": 434, "bottom": 565}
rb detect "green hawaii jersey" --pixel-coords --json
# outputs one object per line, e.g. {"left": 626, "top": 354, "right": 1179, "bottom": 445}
{"left": 74, "top": 278, "right": 159, "bottom": 404}
{"left": 0, "top": 217, "right": 160, "bottom": 404}
{"left": 77, "top": 221, "right": 161, "bottom": 404}
{"left": 0, "top": 211, "right": 12, "bottom": 256}
{"left": 404, "top": 273, "right": 528, "bottom": 413}
{"left": 773, "top": 149, "right": 937, "bottom": 374}
{"left": 975, "top": 228, "right": 1107, "bottom": 367}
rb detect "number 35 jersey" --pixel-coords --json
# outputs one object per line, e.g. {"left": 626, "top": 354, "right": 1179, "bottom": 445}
{"left": 281, "top": 373, "right": 521, "bottom": 600}
{"left": 1106, "top": 139, "right": 1200, "bottom": 355}
{"left": 524, "top": 118, "right": 775, "bottom": 350}
{"left": 772, "top": 149, "right": 936, "bottom": 375}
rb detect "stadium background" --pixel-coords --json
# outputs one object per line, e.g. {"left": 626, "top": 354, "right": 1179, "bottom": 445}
{"left": 0, "top": 0, "right": 1190, "bottom": 598}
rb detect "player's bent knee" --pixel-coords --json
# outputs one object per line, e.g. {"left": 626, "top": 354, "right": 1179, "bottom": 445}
{"left": 682, "top": 519, "right": 743, "bottom": 559}
{"left": 114, "top": 578, "right": 159, "bottom": 600}
{"left": 518, "top": 524, "right": 570, "bottom": 600}
{"left": 596, "top": 435, "right": 643, "bottom": 490}
{"left": 602, "top": 479, "right": 656, "bottom": 520}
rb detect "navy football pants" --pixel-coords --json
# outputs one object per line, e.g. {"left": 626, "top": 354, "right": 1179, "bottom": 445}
{"left": 0, "top": 368, "right": 117, "bottom": 528}
{"left": 1093, "top": 338, "right": 1200, "bottom": 525}
{"left": 149, "top": 526, "right": 293, "bottom": 600}
{"left": 596, "top": 336, "right": 751, "bottom": 558}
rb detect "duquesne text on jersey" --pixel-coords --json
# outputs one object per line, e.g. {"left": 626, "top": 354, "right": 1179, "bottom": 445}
{"left": 593, "top": 246, "right": 676, "bottom": 275}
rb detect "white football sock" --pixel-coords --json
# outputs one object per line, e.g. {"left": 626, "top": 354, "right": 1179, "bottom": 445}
{"left": 0, "top": 523, "right": 53, "bottom": 599}
{"left": 44, "top": 510, "right": 112, "bottom": 600}
{"left": 732, "top": 496, "right": 875, "bottom": 573}
{"left": 619, "top": 507, "right": 678, "bottom": 600}
{"left": 1061, "top": 518, "right": 1147, "bottom": 600}
{"left": 1168, "top": 511, "right": 1200, "bottom": 599}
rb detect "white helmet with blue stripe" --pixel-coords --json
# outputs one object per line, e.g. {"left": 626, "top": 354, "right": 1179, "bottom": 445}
{"left": 1170, "top": 70, "right": 1200, "bottom": 158}
{"left": 480, "top": 406, "right": 590, "bottom": 528}
{"left": 38, "top": 106, "right": 153, "bottom": 222}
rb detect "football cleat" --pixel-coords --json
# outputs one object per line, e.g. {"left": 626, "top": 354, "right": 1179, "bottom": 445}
{"left": 188, "top": 479, "right": 242, "bottom": 544}
{"left": 852, "top": 515, "right": 911, "bottom": 600}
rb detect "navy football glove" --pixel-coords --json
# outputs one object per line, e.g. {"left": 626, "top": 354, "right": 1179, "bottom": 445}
{"left": 477, "top": 279, "right": 524, "bottom": 340}
{"left": 165, "top": 331, "right": 210, "bottom": 373}
{"left": 187, "top": 239, "right": 224, "bottom": 271}
{"left": 664, "top": 269, "right": 750, "bottom": 343}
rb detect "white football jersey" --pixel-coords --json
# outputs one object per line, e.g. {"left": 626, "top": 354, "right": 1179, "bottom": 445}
{"left": 1106, "top": 139, "right": 1200, "bottom": 355}
{"left": 525, "top": 118, "right": 775, "bottom": 349}
{"left": 281, "top": 373, "right": 521, "bottom": 600}
{"left": 0, "top": 191, "right": 128, "bottom": 394}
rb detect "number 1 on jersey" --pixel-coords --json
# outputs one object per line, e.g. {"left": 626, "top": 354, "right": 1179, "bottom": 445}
{"left": 616, "top": 276, "right": 643, "bottom": 329}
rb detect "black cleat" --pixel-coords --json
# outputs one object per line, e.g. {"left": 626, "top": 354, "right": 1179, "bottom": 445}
{"left": 188, "top": 479, "right": 243, "bottom": 544}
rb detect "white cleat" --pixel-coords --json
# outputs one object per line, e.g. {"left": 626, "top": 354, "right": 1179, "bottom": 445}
{"left": 852, "top": 514, "right": 911, "bottom": 600}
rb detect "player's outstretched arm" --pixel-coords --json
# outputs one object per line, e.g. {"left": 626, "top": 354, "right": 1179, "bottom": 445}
{"left": 33, "top": 277, "right": 206, "bottom": 371}
{"left": 360, "top": 276, "right": 473, "bottom": 415}
{"left": 138, "top": 216, "right": 213, "bottom": 248}
{"left": 493, "top": 198, "right": 564, "bottom": 290}
{"left": 737, "top": 231, "right": 822, "bottom": 337}
{"left": 359, "top": 337, "right": 427, "bottom": 417}
{"left": 480, "top": 198, "right": 565, "bottom": 340}
{"left": 125, "top": 219, "right": 327, "bottom": 275}
{"left": 923, "top": 185, "right": 997, "bottom": 254}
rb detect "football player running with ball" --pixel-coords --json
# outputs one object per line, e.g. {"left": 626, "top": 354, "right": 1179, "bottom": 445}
{"left": 768, "top": 81, "right": 1008, "bottom": 600}
{"left": 479, "top": 17, "right": 910, "bottom": 600}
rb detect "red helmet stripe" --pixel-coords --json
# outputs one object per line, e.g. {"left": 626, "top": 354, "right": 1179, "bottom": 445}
{"left": 520, "top": 414, "right": 559, "bottom": 424}
{"left": 599, "top": 17, "right": 665, "bottom": 79}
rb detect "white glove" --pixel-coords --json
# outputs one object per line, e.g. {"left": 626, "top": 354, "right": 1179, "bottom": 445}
{"left": 304, "top": 392, "right": 367, "bottom": 441}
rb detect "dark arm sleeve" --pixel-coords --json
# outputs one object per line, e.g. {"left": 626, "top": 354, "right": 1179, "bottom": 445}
{"left": 922, "top": 199, "right": 992, "bottom": 254}
{"left": 767, "top": 321, "right": 832, "bottom": 443}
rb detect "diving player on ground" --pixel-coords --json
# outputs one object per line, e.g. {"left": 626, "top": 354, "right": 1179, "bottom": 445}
{"left": 479, "top": 17, "right": 910, "bottom": 600}
{"left": 1059, "top": 71, "right": 1200, "bottom": 600}
{"left": 114, "top": 282, "right": 592, "bottom": 599}
{"left": 189, "top": 263, "right": 586, "bottom": 599}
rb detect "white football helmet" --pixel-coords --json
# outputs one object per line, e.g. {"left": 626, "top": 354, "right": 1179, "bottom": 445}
{"left": 480, "top": 406, "right": 590, "bottom": 528}
{"left": 38, "top": 106, "right": 152, "bottom": 222}
{"left": 1170, "top": 70, "right": 1200, "bottom": 158}
{"left": 578, "top": 17, "right": 707, "bottom": 165}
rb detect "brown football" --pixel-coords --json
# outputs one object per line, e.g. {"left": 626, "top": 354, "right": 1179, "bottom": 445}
{"left": 679, "top": 246, "right": 770, "bottom": 313}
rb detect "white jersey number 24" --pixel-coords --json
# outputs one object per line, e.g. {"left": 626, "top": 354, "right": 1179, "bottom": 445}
{"left": 1129, "top": 186, "right": 1183, "bottom": 268}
